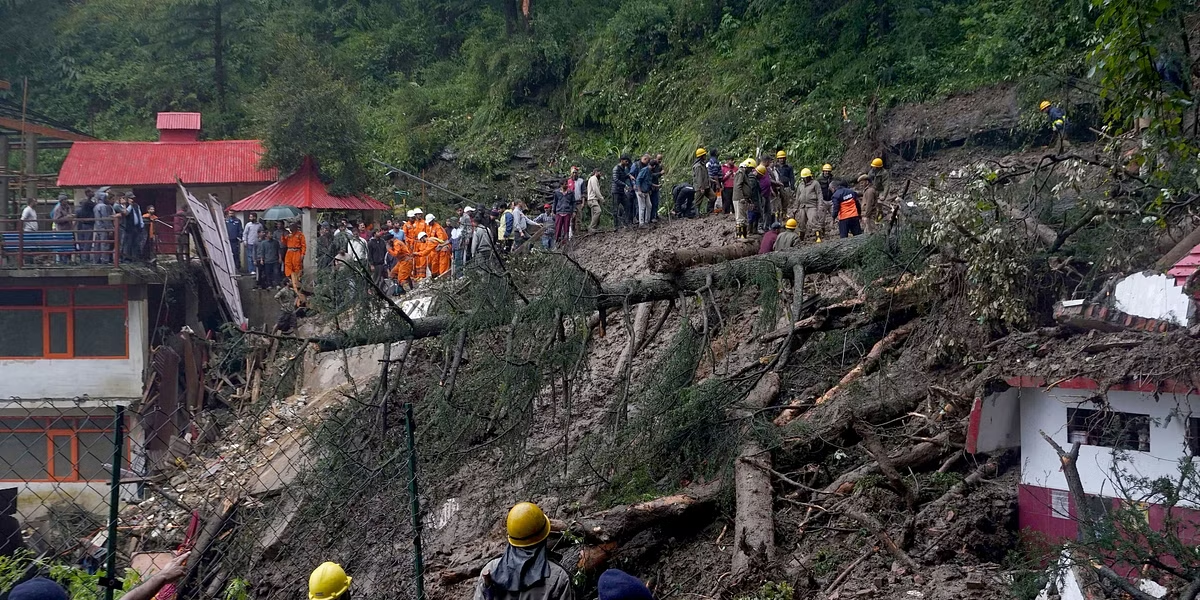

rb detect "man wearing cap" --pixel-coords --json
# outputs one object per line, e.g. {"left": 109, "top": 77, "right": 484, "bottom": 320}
{"left": 792, "top": 168, "right": 824, "bottom": 241}
{"left": 772, "top": 151, "right": 795, "bottom": 221}
{"left": 868, "top": 157, "right": 889, "bottom": 199}
{"left": 598, "top": 569, "right": 654, "bottom": 600}
{"left": 692, "top": 148, "right": 713, "bottom": 214}
{"left": 475, "top": 502, "right": 573, "bottom": 600}
{"left": 93, "top": 192, "right": 115, "bottom": 263}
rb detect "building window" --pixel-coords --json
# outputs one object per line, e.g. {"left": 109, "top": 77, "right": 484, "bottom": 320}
{"left": 0, "top": 416, "right": 122, "bottom": 482}
{"left": 1188, "top": 418, "right": 1200, "bottom": 456}
{"left": 0, "top": 287, "right": 127, "bottom": 359}
{"left": 1067, "top": 408, "right": 1151, "bottom": 451}
{"left": 1051, "top": 489, "right": 1070, "bottom": 519}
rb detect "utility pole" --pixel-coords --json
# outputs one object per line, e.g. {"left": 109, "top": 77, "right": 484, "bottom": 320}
{"left": 0, "top": 133, "right": 9, "bottom": 217}
{"left": 23, "top": 131, "right": 36, "bottom": 202}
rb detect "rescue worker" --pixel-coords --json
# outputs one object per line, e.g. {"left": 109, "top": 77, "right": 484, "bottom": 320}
{"left": 426, "top": 214, "right": 451, "bottom": 276}
{"left": 793, "top": 168, "right": 823, "bottom": 241}
{"left": 772, "top": 151, "right": 795, "bottom": 222}
{"left": 817, "top": 164, "right": 835, "bottom": 208}
{"left": 474, "top": 502, "right": 573, "bottom": 600}
{"left": 830, "top": 181, "right": 863, "bottom": 238}
{"left": 857, "top": 174, "right": 878, "bottom": 234}
{"left": 412, "top": 231, "right": 432, "bottom": 281}
{"left": 1039, "top": 100, "right": 1068, "bottom": 152}
{"left": 773, "top": 218, "right": 801, "bottom": 251}
{"left": 411, "top": 208, "right": 428, "bottom": 239}
{"left": 388, "top": 232, "right": 414, "bottom": 292}
{"left": 309, "top": 561, "right": 352, "bottom": 600}
{"left": 282, "top": 222, "right": 307, "bottom": 295}
{"left": 867, "top": 158, "right": 888, "bottom": 200}
{"left": 759, "top": 222, "right": 781, "bottom": 254}
{"left": 732, "top": 159, "right": 757, "bottom": 239}
{"left": 692, "top": 148, "right": 714, "bottom": 214}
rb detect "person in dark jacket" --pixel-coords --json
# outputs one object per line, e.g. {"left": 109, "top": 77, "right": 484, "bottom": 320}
{"left": 225, "top": 210, "right": 243, "bottom": 271}
{"left": 598, "top": 569, "right": 654, "bottom": 600}
{"left": 635, "top": 159, "right": 656, "bottom": 226}
{"left": 256, "top": 229, "right": 281, "bottom": 288}
{"left": 672, "top": 183, "right": 695, "bottom": 218}
{"left": 831, "top": 181, "right": 863, "bottom": 238}
{"left": 649, "top": 154, "right": 664, "bottom": 222}
{"left": 553, "top": 179, "right": 576, "bottom": 244}
{"left": 367, "top": 229, "right": 389, "bottom": 284}
{"left": 611, "top": 156, "right": 632, "bottom": 230}
{"left": 75, "top": 190, "right": 97, "bottom": 264}
{"left": 817, "top": 164, "right": 835, "bottom": 208}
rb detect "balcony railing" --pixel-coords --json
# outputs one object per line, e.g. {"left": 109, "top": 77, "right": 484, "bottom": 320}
{"left": 0, "top": 217, "right": 193, "bottom": 269}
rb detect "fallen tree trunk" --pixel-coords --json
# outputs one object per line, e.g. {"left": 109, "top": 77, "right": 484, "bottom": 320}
{"left": 1156, "top": 221, "right": 1200, "bottom": 270}
{"left": 1000, "top": 199, "right": 1058, "bottom": 248}
{"left": 647, "top": 239, "right": 760, "bottom": 274}
{"left": 569, "top": 480, "right": 722, "bottom": 545}
{"left": 313, "top": 236, "right": 874, "bottom": 351}
{"left": 775, "top": 321, "right": 916, "bottom": 426}
{"left": 613, "top": 302, "right": 653, "bottom": 377}
{"left": 732, "top": 372, "right": 780, "bottom": 579}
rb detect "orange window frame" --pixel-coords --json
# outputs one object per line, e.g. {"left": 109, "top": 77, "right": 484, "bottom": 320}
{"left": 0, "top": 286, "right": 128, "bottom": 360}
{"left": 0, "top": 416, "right": 130, "bottom": 483}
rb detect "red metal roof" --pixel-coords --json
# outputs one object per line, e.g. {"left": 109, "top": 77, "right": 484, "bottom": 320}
{"left": 1168, "top": 242, "right": 1200, "bottom": 287}
{"left": 226, "top": 156, "right": 387, "bottom": 212}
{"left": 156, "top": 112, "right": 201, "bottom": 131}
{"left": 57, "top": 140, "right": 278, "bottom": 187}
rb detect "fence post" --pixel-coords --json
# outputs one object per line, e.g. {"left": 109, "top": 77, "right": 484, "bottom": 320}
{"left": 104, "top": 405, "right": 126, "bottom": 600}
{"left": 405, "top": 403, "right": 424, "bottom": 600}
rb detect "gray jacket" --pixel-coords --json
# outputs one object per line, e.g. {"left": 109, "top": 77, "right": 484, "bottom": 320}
{"left": 692, "top": 159, "right": 710, "bottom": 191}
{"left": 473, "top": 557, "right": 573, "bottom": 600}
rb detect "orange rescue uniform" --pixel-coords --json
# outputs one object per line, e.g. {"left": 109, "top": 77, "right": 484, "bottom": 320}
{"left": 282, "top": 231, "right": 306, "bottom": 277}
{"left": 388, "top": 238, "right": 414, "bottom": 282}
{"left": 412, "top": 236, "right": 433, "bottom": 280}
{"left": 426, "top": 223, "right": 451, "bottom": 276}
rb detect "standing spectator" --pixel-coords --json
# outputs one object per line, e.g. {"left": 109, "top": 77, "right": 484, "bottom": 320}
{"left": 243, "top": 213, "right": 263, "bottom": 275}
{"left": 21, "top": 198, "right": 38, "bottom": 231}
{"left": 586, "top": 168, "right": 604, "bottom": 232}
{"left": 721, "top": 157, "right": 737, "bottom": 215}
{"left": 570, "top": 166, "right": 586, "bottom": 235}
{"left": 171, "top": 208, "right": 190, "bottom": 260}
{"left": 509, "top": 202, "right": 535, "bottom": 250}
{"left": 553, "top": 179, "right": 575, "bottom": 245}
{"left": 316, "top": 224, "right": 335, "bottom": 269}
{"left": 118, "top": 193, "right": 144, "bottom": 262}
{"left": 452, "top": 212, "right": 473, "bottom": 278}
{"left": 256, "top": 229, "right": 281, "bottom": 288}
{"left": 635, "top": 160, "right": 655, "bottom": 226}
{"left": 142, "top": 205, "right": 160, "bottom": 259}
{"left": 650, "top": 155, "right": 664, "bottom": 222}
{"left": 367, "top": 229, "right": 390, "bottom": 284}
{"left": 357, "top": 221, "right": 371, "bottom": 241}
{"left": 692, "top": 148, "right": 712, "bottom": 214}
{"left": 333, "top": 221, "right": 351, "bottom": 261}
{"left": 224, "top": 210, "right": 243, "bottom": 271}
{"left": 93, "top": 193, "right": 115, "bottom": 263}
{"left": 51, "top": 194, "right": 73, "bottom": 264}
{"left": 611, "top": 155, "right": 632, "bottom": 230}
{"left": 470, "top": 211, "right": 495, "bottom": 266}
{"left": 534, "top": 203, "right": 555, "bottom": 249}
{"left": 76, "top": 190, "right": 97, "bottom": 263}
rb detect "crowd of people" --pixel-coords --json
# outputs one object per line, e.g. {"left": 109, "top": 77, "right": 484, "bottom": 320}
{"left": 15, "top": 188, "right": 175, "bottom": 264}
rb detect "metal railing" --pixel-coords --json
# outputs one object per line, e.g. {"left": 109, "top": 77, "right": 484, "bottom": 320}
{"left": 0, "top": 218, "right": 193, "bottom": 268}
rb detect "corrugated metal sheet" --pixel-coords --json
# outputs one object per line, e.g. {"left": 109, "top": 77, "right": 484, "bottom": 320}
{"left": 1168, "top": 243, "right": 1200, "bottom": 287}
{"left": 57, "top": 140, "right": 278, "bottom": 187}
{"left": 180, "top": 181, "right": 247, "bottom": 329}
{"left": 156, "top": 112, "right": 201, "bottom": 131}
{"left": 226, "top": 156, "right": 387, "bottom": 211}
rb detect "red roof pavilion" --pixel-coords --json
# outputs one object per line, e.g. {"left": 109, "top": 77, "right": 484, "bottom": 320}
{"left": 226, "top": 157, "right": 387, "bottom": 212}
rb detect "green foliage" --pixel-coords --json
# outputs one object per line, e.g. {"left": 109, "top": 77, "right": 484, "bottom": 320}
{"left": 0, "top": 551, "right": 140, "bottom": 600}
{"left": 223, "top": 577, "right": 251, "bottom": 600}
{"left": 737, "top": 581, "right": 795, "bottom": 600}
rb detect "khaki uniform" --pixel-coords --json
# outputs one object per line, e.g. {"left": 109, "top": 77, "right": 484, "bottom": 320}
{"left": 732, "top": 169, "right": 755, "bottom": 226}
{"left": 860, "top": 185, "right": 878, "bottom": 234}
{"left": 793, "top": 179, "right": 826, "bottom": 239}
{"left": 474, "top": 558, "right": 574, "bottom": 600}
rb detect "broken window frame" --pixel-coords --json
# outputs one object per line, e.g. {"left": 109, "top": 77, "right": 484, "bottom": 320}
{"left": 0, "top": 286, "right": 128, "bottom": 359}
{"left": 1066, "top": 407, "right": 1151, "bottom": 452}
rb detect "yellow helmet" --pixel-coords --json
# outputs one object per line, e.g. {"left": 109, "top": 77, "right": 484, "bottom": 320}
{"left": 506, "top": 502, "right": 551, "bottom": 547}
{"left": 785, "top": 218, "right": 798, "bottom": 230}
{"left": 1039, "top": 100, "right": 1051, "bottom": 111}
{"left": 309, "top": 563, "right": 351, "bottom": 600}
{"left": 755, "top": 165, "right": 767, "bottom": 175}
{"left": 740, "top": 158, "right": 757, "bottom": 169}
{"left": 695, "top": 147, "right": 708, "bottom": 158}
{"left": 871, "top": 158, "right": 884, "bottom": 168}
{"left": 821, "top": 163, "right": 832, "bottom": 172}
{"left": 776, "top": 150, "right": 787, "bottom": 159}
{"left": 800, "top": 168, "right": 813, "bottom": 178}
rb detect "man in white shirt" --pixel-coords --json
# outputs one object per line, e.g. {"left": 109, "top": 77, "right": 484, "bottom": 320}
{"left": 586, "top": 169, "right": 604, "bottom": 232}
{"left": 20, "top": 198, "right": 38, "bottom": 232}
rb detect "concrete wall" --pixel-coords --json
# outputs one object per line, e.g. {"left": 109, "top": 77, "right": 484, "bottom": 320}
{"left": 972, "top": 388, "right": 1021, "bottom": 453}
{"left": 1113, "top": 272, "right": 1193, "bottom": 326}
{"left": 1019, "top": 387, "right": 1200, "bottom": 502}
{"left": 0, "top": 295, "right": 148, "bottom": 401}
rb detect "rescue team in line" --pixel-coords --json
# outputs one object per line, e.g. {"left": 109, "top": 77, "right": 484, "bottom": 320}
{"left": 306, "top": 502, "right": 651, "bottom": 600}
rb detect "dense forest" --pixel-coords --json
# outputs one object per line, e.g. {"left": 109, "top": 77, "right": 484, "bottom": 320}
{"left": 1, "top": 0, "right": 1101, "bottom": 191}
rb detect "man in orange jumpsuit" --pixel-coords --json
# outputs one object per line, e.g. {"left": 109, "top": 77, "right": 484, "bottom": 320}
{"left": 424, "top": 214, "right": 451, "bottom": 277}
{"left": 387, "top": 232, "right": 414, "bottom": 293}
{"left": 412, "top": 231, "right": 431, "bottom": 281}
{"left": 282, "top": 222, "right": 307, "bottom": 294}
